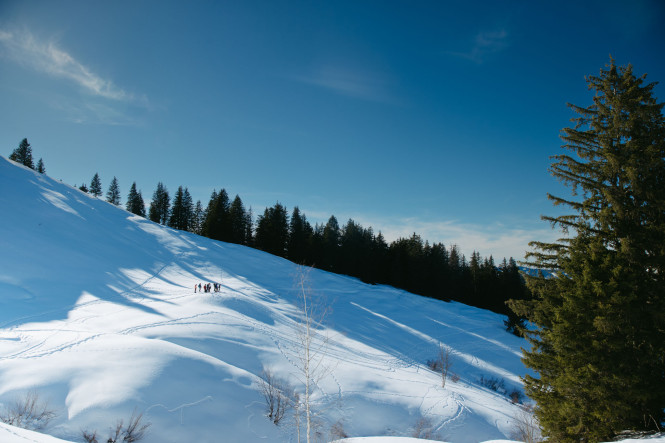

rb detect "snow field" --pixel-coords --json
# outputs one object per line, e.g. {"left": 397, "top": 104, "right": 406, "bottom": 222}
{"left": 0, "top": 157, "right": 535, "bottom": 442}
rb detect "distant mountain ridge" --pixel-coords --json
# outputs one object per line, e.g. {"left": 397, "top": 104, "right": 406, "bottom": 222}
{"left": 519, "top": 266, "right": 556, "bottom": 279}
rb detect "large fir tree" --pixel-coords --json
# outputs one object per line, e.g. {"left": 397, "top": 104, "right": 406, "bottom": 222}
{"left": 287, "top": 206, "right": 313, "bottom": 265}
{"left": 255, "top": 203, "right": 289, "bottom": 257}
{"left": 9, "top": 138, "right": 34, "bottom": 169}
{"left": 228, "top": 195, "right": 249, "bottom": 245}
{"left": 191, "top": 200, "right": 205, "bottom": 235}
{"left": 510, "top": 60, "right": 665, "bottom": 441}
{"left": 148, "top": 182, "right": 170, "bottom": 225}
{"left": 126, "top": 182, "right": 146, "bottom": 217}
{"left": 202, "top": 189, "right": 231, "bottom": 241}
{"left": 321, "top": 215, "right": 341, "bottom": 271}
{"left": 106, "top": 177, "right": 121, "bottom": 206}
{"left": 90, "top": 173, "right": 102, "bottom": 198}
{"left": 168, "top": 186, "right": 193, "bottom": 231}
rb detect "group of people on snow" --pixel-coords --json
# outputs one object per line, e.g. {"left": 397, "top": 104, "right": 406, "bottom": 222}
{"left": 195, "top": 282, "right": 221, "bottom": 293}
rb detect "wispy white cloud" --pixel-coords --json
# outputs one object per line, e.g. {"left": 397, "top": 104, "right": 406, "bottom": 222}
{"left": 293, "top": 64, "right": 395, "bottom": 103}
{"left": 0, "top": 28, "right": 134, "bottom": 102}
{"left": 50, "top": 100, "right": 144, "bottom": 126}
{"left": 446, "top": 29, "right": 509, "bottom": 64}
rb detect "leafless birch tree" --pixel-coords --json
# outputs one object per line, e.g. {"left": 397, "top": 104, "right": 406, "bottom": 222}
{"left": 292, "top": 266, "right": 336, "bottom": 443}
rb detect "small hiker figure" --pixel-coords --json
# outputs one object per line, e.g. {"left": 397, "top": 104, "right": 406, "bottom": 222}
{"left": 194, "top": 284, "right": 197, "bottom": 293}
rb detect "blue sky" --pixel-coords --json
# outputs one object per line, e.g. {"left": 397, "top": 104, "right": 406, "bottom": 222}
{"left": 1, "top": 0, "right": 664, "bottom": 261}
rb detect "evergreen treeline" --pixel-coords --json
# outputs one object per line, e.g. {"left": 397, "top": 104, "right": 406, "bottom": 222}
{"left": 8, "top": 139, "right": 528, "bottom": 325}
{"left": 251, "top": 206, "right": 529, "bottom": 318}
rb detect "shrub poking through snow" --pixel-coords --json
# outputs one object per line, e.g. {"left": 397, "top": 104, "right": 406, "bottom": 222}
{"left": 259, "top": 367, "right": 292, "bottom": 425}
{"left": 510, "top": 404, "right": 542, "bottom": 443}
{"left": 81, "top": 409, "right": 150, "bottom": 443}
{"left": 426, "top": 343, "right": 453, "bottom": 388}
{"left": 0, "top": 390, "right": 57, "bottom": 431}
{"left": 479, "top": 375, "right": 506, "bottom": 394}
{"left": 509, "top": 388, "right": 524, "bottom": 404}
{"left": 411, "top": 416, "right": 441, "bottom": 440}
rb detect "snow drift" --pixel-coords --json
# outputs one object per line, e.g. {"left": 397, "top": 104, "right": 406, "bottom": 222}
{"left": 0, "top": 156, "right": 532, "bottom": 442}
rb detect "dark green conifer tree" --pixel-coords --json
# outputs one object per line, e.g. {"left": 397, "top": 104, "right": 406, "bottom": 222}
{"left": 136, "top": 190, "right": 145, "bottom": 217}
{"left": 424, "top": 242, "right": 449, "bottom": 300}
{"left": 79, "top": 183, "right": 89, "bottom": 193}
{"left": 106, "top": 176, "right": 121, "bottom": 206}
{"left": 339, "top": 219, "right": 373, "bottom": 282}
{"left": 90, "top": 173, "right": 102, "bottom": 197}
{"left": 36, "top": 158, "right": 45, "bottom": 174}
{"left": 169, "top": 186, "right": 190, "bottom": 230}
{"left": 126, "top": 182, "right": 146, "bottom": 217}
{"left": 190, "top": 200, "right": 205, "bottom": 235}
{"left": 287, "top": 207, "right": 313, "bottom": 264}
{"left": 321, "top": 215, "right": 341, "bottom": 271}
{"left": 468, "top": 251, "right": 482, "bottom": 303}
{"left": 9, "top": 138, "right": 34, "bottom": 169}
{"left": 244, "top": 207, "right": 254, "bottom": 246}
{"left": 254, "top": 203, "right": 289, "bottom": 257}
{"left": 369, "top": 231, "right": 389, "bottom": 283}
{"left": 148, "top": 182, "right": 170, "bottom": 225}
{"left": 510, "top": 60, "right": 665, "bottom": 441}
{"left": 202, "top": 189, "right": 230, "bottom": 241}
{"left": 228, "top": 195, "right": 249, "bottom": 245}
{"left": 201, "top": 190, "right": 217, "bottom": 236}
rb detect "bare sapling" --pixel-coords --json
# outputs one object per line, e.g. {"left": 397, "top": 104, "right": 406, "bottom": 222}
{"left": 81, "top": 409, "right": 150, "bottom": 443}
{"left": 292, "top": 266, "right": 336, "bottom": 443}
{"left": 259, "top": 367, "right": 292, "bottom": 425}
{"left": 439, "top": 343, "right": 452, "bottom": 388}
{"left": 427, "top": 343, "right": 453, "bottom": 388}
{"left": 510, "top": 404, "right": 543, "bottom": 443}
{"left": 0, "top": 390, "right": 57, "bottom": 431}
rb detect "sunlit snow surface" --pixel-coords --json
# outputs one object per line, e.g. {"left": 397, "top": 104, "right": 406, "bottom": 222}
{"left": 1, "top": 157, "right": 656, "bottom": 443}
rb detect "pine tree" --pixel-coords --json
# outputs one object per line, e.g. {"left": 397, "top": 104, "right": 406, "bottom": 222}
{"left": 79, "top": 183, "right": 89, "bottom": 193}
{"left": 321, "top": 215, "right": 341, "bottom": 271}
{"left": 90, "top": 173, "right": 102, "bottom": 197}
{"left": 106, "top": 177, "right": 121, "bottom": 206}
{"left": 287, "top": 207, "right": 313, "bottom": 264}
{"left": 510, "top": 60, "right": 665, "bottom": 441}
{"left": 202, "top": 189, "right": 230, "bottom": 240}
{"left": 148, "top": 182, "right": 170, "bottom": 225}
{"left": 168, "top": 186, "right": 193, "bottom": 231}
{"left": 183, "top": 188, "right": 193, "bottom": 230}
{"left": 126, "top": 182, "right": 146, "bottom": 217}
{"left": 191, "top": 200, "right": 204, "bottom": 235}
{"left": 9, "top": 138, "right": 34, "bottom": 169}
{"left": 245, "top": 207, "right": 254, "bottom": 246}
{"left": 255, "top": 203, "right": 289, "bottom": 257}
{"left": 136, "top": 191, "right": 145, "bottom": 217}
{"left": 36, "top": 158, "right": 45, "bottom": 174}
{"left": 228, "top": 195, "right": 248, "bottom": 245}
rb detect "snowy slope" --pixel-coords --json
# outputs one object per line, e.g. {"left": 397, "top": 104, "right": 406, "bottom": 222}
{"left": 0, "top": 156, "right": 532, "bottom": 442}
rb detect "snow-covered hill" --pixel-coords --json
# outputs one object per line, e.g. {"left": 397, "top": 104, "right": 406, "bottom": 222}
{"left": 0, "top": 156, "right": 532, "bottom": 442}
